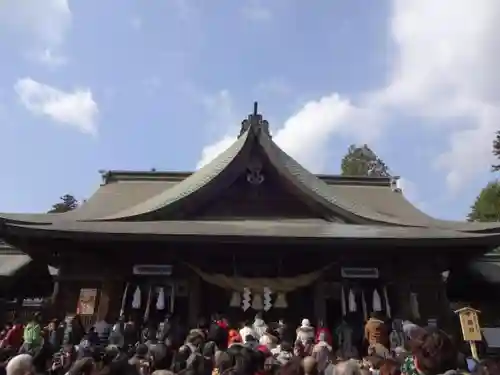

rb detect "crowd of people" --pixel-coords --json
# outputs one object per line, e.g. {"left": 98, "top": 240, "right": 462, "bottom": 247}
{"left": 0, "top": 310, "right": 498, "bottom": 375}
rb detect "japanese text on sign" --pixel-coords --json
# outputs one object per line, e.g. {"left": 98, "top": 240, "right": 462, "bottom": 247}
{"left": 458, "top": 309, "right": 482, "bottom": 342}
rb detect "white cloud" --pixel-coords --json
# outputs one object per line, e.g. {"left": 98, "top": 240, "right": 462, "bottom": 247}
{"left": 375, "top": 0, "right": 500, "bottom": 192}
{"left": 34, "top": 49, "right": 68, "bottom": 68}
{"left": 0, "top": 0, "right": 71, "bottom": 66}
{"left": 197, "top": 91, "right": 382, "bottom": 172}
{"left": 14, "top": 78, "right": 98, "bottom": 135}
{"left": 198, "top": 0, "right": 500, "bottom": 194}
{"left": 398, "top": 177, "right": 426, "bottom": 209}
{"left": 197, "top": 136, "right": 235, "bottom": 169}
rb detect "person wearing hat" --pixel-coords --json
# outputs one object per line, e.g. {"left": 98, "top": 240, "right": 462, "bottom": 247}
{"left": 296, "top": 319, "right": 315, "bottom": 346}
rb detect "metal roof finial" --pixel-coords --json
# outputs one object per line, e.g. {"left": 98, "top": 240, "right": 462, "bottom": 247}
{"left": 239, "top": 101, "right": 271, "bottom": 138}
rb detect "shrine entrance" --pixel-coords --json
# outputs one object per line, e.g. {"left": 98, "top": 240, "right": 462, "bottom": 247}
{"left": 120, "top": 264, "right": 190, "bottom": 325}
{"left": 193, "top": 264, "right": 322, "bottom": 326}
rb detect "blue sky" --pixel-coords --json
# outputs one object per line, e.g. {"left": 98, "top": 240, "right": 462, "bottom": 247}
{"left": 0, "top": 0, "right": 499, "bottom": 220}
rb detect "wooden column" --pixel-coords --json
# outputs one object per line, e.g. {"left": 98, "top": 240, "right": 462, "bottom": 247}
{"left": 395, "top": 260, "right": 448, "bottom": 325}
{"left": 96, "top": 280, "right": 124, "bottom": 322}
{"left": 394, "top": 265, "right": 413, "bottom": 320}
{"left": 188, "top": 272, "right": 201, "bottom": 327}
{"left": 313, "top": 279, "right": 326, "bottom": 326}
{"left": 96, "top": 281, "right": 111, "bottom": 321}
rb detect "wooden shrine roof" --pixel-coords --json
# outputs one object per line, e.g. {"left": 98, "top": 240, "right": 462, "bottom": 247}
{"left": 0, "top": 103, "right": 500, "bottom": 245}
{"left": 5, "top": 220, "right": 500, "bottom": 247}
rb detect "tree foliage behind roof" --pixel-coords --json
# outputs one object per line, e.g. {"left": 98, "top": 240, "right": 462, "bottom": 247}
{"left": 47, "top": 194, "right": 79, "bottom": 213}
{"left": 340, "top": 144, "right": 391, "bottom": 177}
{"left": 492, "top": 131, "right": 500, "bottom": 172}
{"left": 468, "top": 129, "right": 500, "bottom": 223}
{"left": 468, "top": 181, "right": 500, "bottom": 222}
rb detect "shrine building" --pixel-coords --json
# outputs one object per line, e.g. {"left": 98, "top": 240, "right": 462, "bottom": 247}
{"left": 1, "top": 104, "right": 500, "bottom": 328}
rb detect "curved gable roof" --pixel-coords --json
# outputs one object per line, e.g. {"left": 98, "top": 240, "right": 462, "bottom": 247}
{"left": 0, "top": 104, "right": 500, "bottom": 235}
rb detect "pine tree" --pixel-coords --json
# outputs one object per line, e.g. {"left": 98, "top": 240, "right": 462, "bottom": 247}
{"left": 468, "top": 181, "right": 500, "bottom": 222}
{"left": 340, "top": 144, "right": 391, "bottom": 177}
{"left": 48, "top": 194, "right": 79, "bottom": 213}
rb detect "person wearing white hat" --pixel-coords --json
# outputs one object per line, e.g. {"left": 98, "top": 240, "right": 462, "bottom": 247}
{"left": 296, "top": 318, "right": 315, "bottom": 346}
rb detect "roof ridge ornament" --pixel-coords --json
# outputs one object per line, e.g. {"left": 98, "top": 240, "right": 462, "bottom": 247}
{"left": 239, "top": 102, "right": 271, "bottom": 138}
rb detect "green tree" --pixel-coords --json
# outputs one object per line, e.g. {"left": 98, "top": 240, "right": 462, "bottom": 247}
{"left": 468, "top": 181, "right": 500, "bottom": 222}
{"left": 48, "top": 194, "right": 79, "bottom": 213}
{"left": 492, "top": 131, "right": 500, "bottom": 171}
{"left": 340, "top": 144, "right": 391, "bottom": 177}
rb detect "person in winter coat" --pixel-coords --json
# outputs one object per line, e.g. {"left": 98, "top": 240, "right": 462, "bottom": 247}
{"left": 276, "top": 319, "right": 295, "bottom": 343}
{"left": 259, "top": 328, "right": 278, "bottom": 350}
{"left": 273, "top": 341, "right": 294, "bottom": 365}
{"left": 208, "top": 315, "right": 229, "bottom": 350}
{"left": 312, "top": 332, "right": 332, "bottom": 373}
{"left": 253, "top": 313, "right": 268, "bottom": 340}
{"left": 296, "top": 319, "right": 315, "bottom": 346}
{"left": 1, "top": 320, "right": 24, "bottom": 351}
{"left": 62, "top": 314, "right": 86, "bottom": 348}
{"left": 389, "top": 319, "right": 406, "bottom": 353}
{"left": 364, "top": 312, "right": 389, "bottom": 350}
{"left": 402, "top": 320, "right": 420, "bottom": 342}
{"left": 108, "top": 319, "right": 125, "bottom": 348}
{"left": 239, "top": 320, "right": 257, "bottom": 344}
{"left": 315, "top": 321, "right": 333, "bottom": 346}
{"left": 20, "top": 313, "right": 43, "bottom": 354}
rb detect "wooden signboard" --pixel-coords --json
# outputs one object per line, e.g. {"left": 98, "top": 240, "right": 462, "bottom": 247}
{"left": 76, "top": 288, "right": 98, "bottom": 315}
{"left": 455, "top": 307, "right": 481, "bottom": 360}
{"left": 456, "top": 307, "right": 482, "bottom": 341}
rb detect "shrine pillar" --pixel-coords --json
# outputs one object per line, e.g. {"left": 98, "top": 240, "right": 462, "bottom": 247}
{"left": 313, "top": 278, "right": 326, "bottom": 325}
{"left": 188, "top": 271, "right": 201, "bottom": 327}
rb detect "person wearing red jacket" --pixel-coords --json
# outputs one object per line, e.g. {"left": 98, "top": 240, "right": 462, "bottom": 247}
{"left": 315, "top": 321, "right": 333, "bottom": 346}
{"left": 1, "top": 320, "right": 24, "bottom": 350}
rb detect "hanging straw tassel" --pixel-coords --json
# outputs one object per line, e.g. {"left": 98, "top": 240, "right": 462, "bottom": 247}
{"left": 348, "top": 289, "right": 357, "bottom": 312}
{"left": 143, "top": 285, "right": 153, "bottom": 322}
{"left": 361, "top": 289, "right": 368, "bottom": 321}
{"left": 410, "top": 292, "right": 420, "bottom": 320}
{"left": 119, "top": 283, "right": 130, "bottom": 317}
{"left": 132, "top": 286, "right": 142, "bottom": 309}
{"left": 170, "top": 283, "right": 176, "bottom": 314}
{"left": 274, "top": 293, "right": 288, "bottom": 308}
{"left": 156, "top": 287, "right": 165, "bottom": 311}
{"left": 252, "top": 294, "right": 263, "bottom": 310}
{"left": 383, "top": 286, "right": 391, "bottom": 318}
{"left": 341, "top": 286, "right": 346, "bottom": 316}
{"left": 229, "top": 291, "right": 241, "bottom": 307}
{"left": 373, "top": 289, "right": 382, "bottom": 312}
